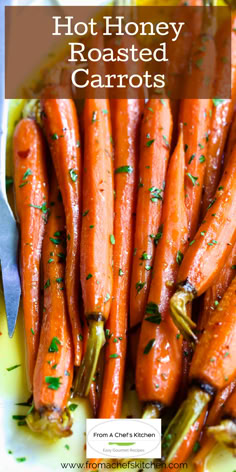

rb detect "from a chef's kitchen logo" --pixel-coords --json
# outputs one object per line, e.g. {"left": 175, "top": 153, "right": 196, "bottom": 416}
{"left": 86, "top": 419, "right": 161, "bottom": 459}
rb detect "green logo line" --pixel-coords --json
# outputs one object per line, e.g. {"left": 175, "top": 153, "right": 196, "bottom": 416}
{"left": 108, "top": 442, "right": 136, "bottom": 446}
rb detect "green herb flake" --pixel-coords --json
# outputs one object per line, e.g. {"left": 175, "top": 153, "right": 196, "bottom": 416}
{"left": 148, "top": 107, "right": 154, "bottom": 112}
{"left": 189, "top": 240, "right": 195, "bottom": 246}
{"left": 48, "top": 258, "right": 54, "bottom": 264}
{"left": 69, "top": 168, "right": 78, "bottom": 182}
{"left": 207, "top": 198, "right": 216, "bottom": 210}
{"left": 82, "top": 210, "right": 89, "bottom": 217}
{"left": 232, "top": 265, "right": 236, "bottom": 270}
{"left": 188, "top": 154, "right": 195, "bottom": 164}
{"left": 143, "top": 339, "right": 155, "bottom": 354}
{"left": 149, "top": 186, "right": 162, "bottom": 202}
{"left": 92, "top": 111, "right": 97, "bottom": 123}
{"left": 56, "top": 277, "right": 64, "bottom": 283}
{"left": 65, "top": 444, "right": 70, "bottom": 450}
{"left": 146, "top": 302, "right": 159, "bottom": 315}
{"left": 184, "top": 144, "right": 188, "bottom": 152}
{"left": 140, "top": 252, "right": 151, "bottom": 261}
{"left": 31, "top": 328, "right": 35, "bottom": 335}
{"left": 160, "top": 99, "right": 166, "bottom": 106}
{"left": 110, "top": 234, "right": 115, "bottom": 245}
{"left": 186, "top": 173, "right": 199, "bottom": 186}
{"left": 115, "top": 166, "right": 133, "bottom": 174}
{"left": 109, "top": 353, "right": 119, "bottom": 359}
{"left": 16, "top": 458, "right": 27, "bottom": 463}
{"left": 23, "top": 168, "right": 32, "bottom": 180}
{"left": 86, "top": 273, "right": 93, "bottom": 280}
{"left": 76, "top": 140, "right": 80, "bottom": 148}
{"left": 146, "top": 139, "right": 155, "bottom": 147}
{"left": 48, "top": 337, "right": 61, "bottom": 353}
{"left": 104, "top": 293, "right": 110, "bottom": 303}
{"left": 45, "top": 376, "right": 61, "bottom": 390}
{"left": 6, "top": 364, "right": 21, "bottom": 372}
{"left": 218, "top": 186, "right": 224, "bottom": 191}
{"left": 51, "top": 133, "right": 59, "bottom": 140}
{"left": 68, "top": 403, "right": 78, "bottom": 411}
{"left": 176, "top": 250, "right": 184, "bottom": 265}
{"left": 193, "top": 441, "right": 201, "bottom": 453}
{"left": 44, "top": 279, "right": 50, "bottom": 289}
{"left": 102, "top": 109, "right": 108, "bottom": 115}
{"left": 136, "top": 281, "right": 146, "bottom": 293}
{"left": 212, "top": 98, "right": 226, "bottom": 107}
{"left": 119, "top": 268, "right": 124, "bottom": 276}
{"left": 50, "top": 237, "right": 61, "bottom": 245}
{"left": 199, "top": 155, "right": 205, "bottom": 163}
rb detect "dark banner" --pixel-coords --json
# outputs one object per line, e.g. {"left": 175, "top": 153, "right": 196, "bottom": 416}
{"left": 5, "top": 5, "right": 231, "bottom": 99}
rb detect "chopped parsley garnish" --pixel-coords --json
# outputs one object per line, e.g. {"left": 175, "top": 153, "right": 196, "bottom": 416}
{"left": 86, "top": 273, "right": 93, "bottom": 280}
{"left": 6, "top": 176, "right": 13, "bottom": 189}
{"left": 212, "top": 98, "right": 226, "bottom": 107}
{"left": 162, "top": 135, "right": 169, "bottom": 148}
{"left": 102, "top": 109, "right": 108, "bottom": 115}
{"left": 104, "top": 293, "right": 110, "bottom": 303}
{"left": 136, "top": 281, "right": 146, "bottom": 293}
{"left": 146, "top": 302, "right": 160, "bottom": 315}
{"left": 6, "top": 364, "right": 21, "bottom": 372}
{"left": 51, "top": 133, "right": 59, "bottom": 140}
{"left": 69, "top": 403, "right": 78, "bottom": 411}
{"left": 149, "top": 186, "right": 162, "bottom": 202}
{"left": 143, "top": 339, "right": 155, "bottom": 354}
{"left": 140, "top": 252, "right": 151, "bottom": 260}
{"left": 110, "top": 234, "right": 115, "bottom": 245}
{"left": 199, "top": 155, "right": 205, "bottom": 163}
{"left": 188, "top": 154, "right": 195, "bottom": 165}
{"left": 56, "top": 277, "right": 64, "bottom": 283}
{"left": 45, "top": 376, "right": 61, "bottom": 390}
{"left": 115, "top": 166, "right": 133, "bottom": 174}
{"left": 82, "top": 210, "right": 89, "bottom": 217}
{"left": 48, "top": 337, "right": 61, "bottom": 353}
{"left": 207, "top": 198, "right": 216, "bottom": 210}
{"left": 176, "top": 250, "right": 184, "bottom": 265}
{"left": 186, "top": 173, "right": 199, "bottom": 186}
{"left": 50, "top": 237, "right": 61, "bottom": 245}
{"left": 119, "top": 268, "right": 124, "bottom": 276}
{"left": 146, "top": 139, "right": 155, "bottom": 147}
{"left": 109, "top": 353, "right": 119, "bottom": 358}
{"left": 44, "top": 279, "right": 50, "bottom": 289}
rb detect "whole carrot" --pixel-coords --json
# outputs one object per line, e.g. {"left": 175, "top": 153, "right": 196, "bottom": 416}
{"left": 193, "top": 380, "right": 236, "bottom": 472}
{"left": 202, "top": 14, "right": 236, "bottom": 215}
{"left": 27, "top": 176, "right": 74, "bottom": 437}
{"left": 170, "top": 144, "right": 236, "bottom": 341}
{"left": 99, "top": 99, "right": 143, "bottom": 419}
{"left": 208, "top": 386, "right": 236, "bottom": 453}
{"left": 162, "top": 276, "right": 236, "bottom": 464}
{"left": 13, "top": 118, "right": 48, "bottom": 387}
{"left": 130, "top": 98, "right": 173, "bottom": 329}
{"left": 198, "top": 242, "right": 236, "bottom": 332}
{"left": 41, "top": 99, "right": 83, "bottom": 366}
{"left": 136, "top": 127, "right": 188, "bottom": 416}
{"left": 75, "top": 98, "right": 114, "bottom": 397}
{"left": 225, "top": 111, "right": 236, "bottom": 168}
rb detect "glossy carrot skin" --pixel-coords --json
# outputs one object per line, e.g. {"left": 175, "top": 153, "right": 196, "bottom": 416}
{"left": 222, "top": 387, "right": 236, "bottom": 419}
{"left": 177, "top": 145, "right": 236, "bottom": 297}
{"left": 225, "top": 112, "right": 236, "bottom": 168}
{"left": 28, "top": 177, "right": 73, "bottom": 436}
{"left": 179, "top": 99, "right": 212, "bottom": 239}
{"left": 202, "top": 16, "right": 236, "bottom": 215}
{"left": 136, "top": 129, "right": 188, "bottom": 405}
{"left": 41, "top": 99, "right": 82, "bottom": 366}
{"left": 193, "top": 381, "right": 236, "bottom": 472}
{"left": 13, "top": 118, "right": 48, "bottom": 387}
{"left": 198, "top": 242, "right": 236, "bottom": 332}
{"left": 190, "top": 276, "right": 236, "bottom": 390}
{"left": 166, "top": 408, "right": 207, "bottom": 470}
{"left": 80, "top": 98, "right": 113, "bottom": 320}
{"left": 130, "top": 99, "right": 173, "bottom": 328}
{"left": 99, "top": 99, "right": 143, "bottom": 419}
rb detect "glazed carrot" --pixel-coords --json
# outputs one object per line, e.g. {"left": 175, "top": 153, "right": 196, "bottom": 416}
{"left": 225, "top": 112, "right": 236, "bottom": 168}
{"left": 130, "top": 98, "right": 173, "bottom": 328}
{"left": 193, "top": 380, "right": 236, "bottom": 472}
{"left": 75, "top": 98, "right": 114, "bottom": 397}
{"left": 136, "top": 128, "right": 188, "bottom": 414}
{"left": 162, "top": 276, "right": 236, "bottom": 463}
{"left": 178, "top": 2, "right": 216, "bottom": 239}
{"left": 165, "top": 408, "right": 207, "bottom": 470}
{"left": 99, "top": 99, "right": 143, "bottom": 419}
{"left": 198, "top": 242, "right": 236, "bottom": 332}
{"left": 13, "top": 118, "right": 48, "bottom": 387}
{"left": 41, "top": 99, "right": 83, "bottom": 366}
{"left": 26, "top": 176, "right": 74, "bottom": 437}
{"left": 202, "top": 15, "right": 236, "bottom": 215}
{"left": 208, "top": 386, "right": 236, "bottom": 453}
{"left": 170, "top": 144, "right": 236, "bottom": 341}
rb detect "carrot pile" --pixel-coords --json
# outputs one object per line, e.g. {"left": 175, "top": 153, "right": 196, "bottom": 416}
{"left": 10, "top": 0, "right": 236, "bottom": 467}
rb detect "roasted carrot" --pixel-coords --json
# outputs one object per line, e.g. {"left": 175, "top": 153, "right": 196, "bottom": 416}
{"left": 208, "top": 386, "right": 236, "bottom": 453}
{"left": 130, "top": 98, "right": 173, "bottom": 328}
{"left": 170, "top": 144, "right": 236, "bottom": 341}
{"left": 13, "top": 118, "right": 48, "bottom": 387}
{"left": 193, "top": 380, "right": 236, "bottom": 472}
{"left": 136, "top": 127, "right": 188, "bottom": 415}
{"left": 162, "top": 276, "right": 236, "bottom": 463}
{"left": 165, "top": 408, "right": 207, "bottom": 470}
{"left": 225, "top": 111, "right": 236, "bottom": 168}
{"left": 74, "top": 98, "right": 114, "bottom": 397}
{"left": 201, "top": 14, "right": 236, "bottom": 215}
{"left": 41, "top": 99, "right": 83, "bottom": 366}
{"left": 26, "top": 175, "right": 73, "bottom": 437}
{"left": 198, "top": 242, "right": 236, "bottom": 332}
{"left": 99, "top": 99, "right": 143, "bottom": 419}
